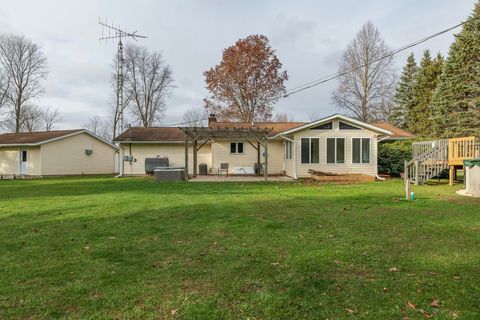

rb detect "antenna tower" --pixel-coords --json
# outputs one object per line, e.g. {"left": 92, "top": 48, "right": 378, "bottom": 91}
{"left": 98, "top": 18, "right": 147, "bottom": 137}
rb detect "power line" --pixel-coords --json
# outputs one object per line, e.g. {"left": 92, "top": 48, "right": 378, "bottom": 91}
{"left": 284, "top": 15, "right": 479, "bottom": 98}
{"left": 161, "top": 118, "right": 209, "bottom": 127}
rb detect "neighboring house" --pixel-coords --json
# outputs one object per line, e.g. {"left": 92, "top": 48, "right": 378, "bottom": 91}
{"left": 114, "top": 114, "right": 395, "bottom": 179}
{"left": 372, "top": 122, "right": 414, "bottom": 141}
{"left": 0, "top": 130, "right": 117, "bottom": 178}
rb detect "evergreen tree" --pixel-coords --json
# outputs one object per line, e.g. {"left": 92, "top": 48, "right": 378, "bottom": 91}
{"left": 409, "top": 51, "right": 444, "bottom": 136}
{"left": 431, "top": 1, "right": 480, "bottom": 137}
{"left": 389, "top": 53, "right": 417, "bottom": 129}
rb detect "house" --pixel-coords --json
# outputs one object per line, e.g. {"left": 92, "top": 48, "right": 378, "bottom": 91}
{"left": 0, "top": 129, "right": 117, "bottom": 178}
{"left": 114, "top": 114, "right": 398, "bottom": 179}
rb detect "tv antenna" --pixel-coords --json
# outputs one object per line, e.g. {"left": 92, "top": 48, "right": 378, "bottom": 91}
{"left": 98, "top": 17, "right": 147, "bottom": 137}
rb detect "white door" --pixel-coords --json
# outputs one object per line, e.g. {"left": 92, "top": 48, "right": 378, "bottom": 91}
{"left": 19, "top": 149, "right": 28, "bottom": 175}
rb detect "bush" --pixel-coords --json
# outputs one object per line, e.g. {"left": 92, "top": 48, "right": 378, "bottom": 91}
{"left": 378, "top": 140, "right": 412, "bottom": 176}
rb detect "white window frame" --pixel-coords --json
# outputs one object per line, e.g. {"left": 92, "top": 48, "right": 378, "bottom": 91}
{"left": 300, "top": 137, "right": 320, "bottom": 164}
{"left": 326, "top": 137, "right": 346, "bottom": 164}
{"left": 351, "top": 137, "right": 371, "bottom": 164}
{"left": 230, "top": 142, "right": 244, "bottom": 155}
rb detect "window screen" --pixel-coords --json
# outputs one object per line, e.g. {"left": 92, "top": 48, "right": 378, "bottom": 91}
{"left": 327, "top": 138, "right": 335, "bottom": 164}
{"left": 310, "top": 138, "right": 319, "bottom": 163}
{"left": 362, "top": 139, "right": 370, "bottom": 163}
{"left": 352, "top": 138, "right": 361, "bottom": 163}
{"left": 237, "top": 142, "right": 244, "bottom": 154}
{"left": 301, "top": 138, "right": 309, "bottom": 164}
{"left": 336, "top": 138, "right": 345, "bottom": 163}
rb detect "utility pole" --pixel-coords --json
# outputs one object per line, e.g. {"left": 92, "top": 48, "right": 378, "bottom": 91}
{"left": 98, "top": 18, "right": 147, "bottom": 138}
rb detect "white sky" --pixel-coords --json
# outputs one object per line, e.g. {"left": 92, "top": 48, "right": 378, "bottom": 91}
{"left": 0, "top": 0, "right": 475, "bottom": 129}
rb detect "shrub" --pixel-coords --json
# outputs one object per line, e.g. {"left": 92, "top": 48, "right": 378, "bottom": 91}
{"left": 378, "top": 140, "right": 412, "bottom": 176}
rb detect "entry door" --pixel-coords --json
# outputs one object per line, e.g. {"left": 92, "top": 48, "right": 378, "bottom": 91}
{"left": 19, "top": 149, "right": 28, "bottom": 175}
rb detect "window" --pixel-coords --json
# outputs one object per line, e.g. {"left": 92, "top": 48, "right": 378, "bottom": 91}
{"left": 230, "top": 142, "right": 244, "bottom": 154}
{"left": 352, "top": 138, "right": 371, "bottom": 163}
{"left": 310, "top": 122, "right": 332, "bottom": 130}
{"left": 300, "top": 138, "right": 319, "bottom": 164}
{"left": 21, "top": 150, "right": 27, "bottom": 162}
{"left": 327, "top": 138, "right": 345, "bottom": 164}
{"left": 285, "top": 141, "right": 293, "bottom": 160}
{"left": 339, "top": 121, "right": 361, "bottom": 130}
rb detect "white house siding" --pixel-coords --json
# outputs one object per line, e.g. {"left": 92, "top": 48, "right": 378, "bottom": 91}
{"left": 40, "top": 133, "right": 116, "bottom": 175}
{"left": 0, "top": 147, "right": 19, "bottom": 175}
{"left": 120, "top": 143, "right": 212, "bottom": 176}
{"left": 0, "top": 146, "right": 41, "bottom": 176}
{"left": 211, "top": 140, "right": 284, "bottom": 175}
{"left": 294, "top": 120, "right": 379, "bottom": 178}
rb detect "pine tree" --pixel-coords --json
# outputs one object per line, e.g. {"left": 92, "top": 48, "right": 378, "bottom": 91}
{"left": 431, "top": 1, "right": 480, "bottom": 137}
{"left": 409, "top": 51, "right": 443, "bottom": 136}
{"left": 389, "top": 53, "right": 417, "bottom": 129}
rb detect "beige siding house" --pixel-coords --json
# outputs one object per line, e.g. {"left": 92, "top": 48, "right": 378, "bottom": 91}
{"left": 0, "top": 130, "right": 117, "bottom": 178}
{"left": 114, "top": 114, "right": 395, "bottom": 179}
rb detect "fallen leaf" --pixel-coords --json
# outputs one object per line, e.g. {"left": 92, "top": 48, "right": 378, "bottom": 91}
{"left": 430, "top": 299, "right": 440, "bottom": 308}
{"left": 453, "top": 276, "right": 461, "bottom": 280}
{"left": 419, "top": 309, "right": 432, "bottom": 318}
{"left": 389, "top": 267, "right": 399, "bottom": 272}
{"left": 271, "top": 262, "right": 279, "bottom": 266}
{"left": 407, "top": 301, "right": 416, "bottom": 309}
{"left": 402, "top": 317, "right": 410, "bottom": 320}
{"left": 170, "top": 309, "right": 178, "bottom": 315}
{"left": 345, "top": 307, "right": 354, "bottom": 314}
{"left": 416, "top": 288, "right": 423, "bottom": 293}
{"left": 336, "top": 284, "right": 343, "bottom": 292}
{"left": 382, "top": 287, "right": 388, "bottom": 293}
{"left": 428, "top": 271, "right": 437, "bottom": 276}
{"left": 82, "top": 246, "right": 90, "bottom": 250}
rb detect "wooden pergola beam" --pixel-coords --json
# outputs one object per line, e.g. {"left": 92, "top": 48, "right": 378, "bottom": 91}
{"left": 180, "top": 126, "right": 273, "bottom": 180}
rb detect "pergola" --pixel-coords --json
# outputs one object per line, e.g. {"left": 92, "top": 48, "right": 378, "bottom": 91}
{"left": 180, "top": 126, "right": 273, "bottom": 181}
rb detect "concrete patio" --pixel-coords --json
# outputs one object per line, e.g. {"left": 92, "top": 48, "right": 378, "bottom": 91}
{"left": 190, "top": 175, "right": 296, "bottom": 182}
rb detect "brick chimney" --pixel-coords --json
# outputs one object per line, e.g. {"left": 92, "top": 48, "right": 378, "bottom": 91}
{"left": 208, "top": 114, "right": 217, "bottom": 127}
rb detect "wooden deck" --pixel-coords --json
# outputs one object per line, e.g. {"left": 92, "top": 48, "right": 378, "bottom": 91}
{"left": 409, "top": 137, "right": 479, "bottom": 186}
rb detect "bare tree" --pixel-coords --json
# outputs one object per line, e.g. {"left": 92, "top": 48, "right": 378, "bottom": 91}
{"left": 182, "top": 107, "right": 207, "bottom": 127}
{"left": 0, "top": 34, "right": 48, "bottom": 133}
{"left": 23, "top": 105, "right": 43, "bottom": 132}
{"left": 273, "top": 112, "right": 294, "bottom": 122}
{"left": 123, "top": 44, "right": 174, "bottom": 127}
{"left": 308, "top": 111, "right": 322, "bottom": 121}
{"left": 41, "top": 107, "right": 62, "bottom": 131}
{"left": 332, "top": 22, "right": 395, "bottom": 122}
{"left": 83, "top": 115, "right": 111, "bottom": 141}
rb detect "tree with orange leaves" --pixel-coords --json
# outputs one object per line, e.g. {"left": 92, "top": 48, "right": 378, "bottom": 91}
{"left": 204, "top": 35, "right": 288, "bottom": 122}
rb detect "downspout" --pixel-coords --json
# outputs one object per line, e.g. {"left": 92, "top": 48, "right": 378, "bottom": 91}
{"left": 114, "top": 143, "right": 124, "bottom": 178}
{"left": 281, "top": 135, "right": 297, "bottom": 179}
{"left": 375, "top": 135, "right": 390, "bottom": 181}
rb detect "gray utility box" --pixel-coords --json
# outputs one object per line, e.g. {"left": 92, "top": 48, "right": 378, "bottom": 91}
{"left": 145, "top": 157, "right": 169, "bottom": 174}
{"left": 199, "top": 163, "right": 208, "bottom": 175}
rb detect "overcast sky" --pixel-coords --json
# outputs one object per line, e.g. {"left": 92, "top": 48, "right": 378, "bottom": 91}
{"left": 0, "top": 0, "right": 476, "bottom": 129}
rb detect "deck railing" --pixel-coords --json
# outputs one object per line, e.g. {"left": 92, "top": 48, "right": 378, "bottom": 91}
{"left": 412, "top": 139, "right": 448, "bottom": 158}
{"left": 448, "top": 137, "right": 478, "bottom": 165}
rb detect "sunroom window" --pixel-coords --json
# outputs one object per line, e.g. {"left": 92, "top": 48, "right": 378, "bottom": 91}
{"left": 327, "top": 138, "right": 345, "bottom": 164}
{"left": 301, "top": 138, "right": 319, "bottom": 164}
{"left": 352, "top": 138, "right": 370, "bottom": 163}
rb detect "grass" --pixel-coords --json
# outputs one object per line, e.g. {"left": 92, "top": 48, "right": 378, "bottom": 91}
{"left": 0, "top": 177, "right": 479, "bottom": 319}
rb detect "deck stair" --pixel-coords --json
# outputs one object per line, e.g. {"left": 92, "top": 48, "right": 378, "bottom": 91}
{"left": 405, "top": 140, "right": 449, "bottom": 185}
{"left": 406, "top": 137, "right": 479, "bottom": 185}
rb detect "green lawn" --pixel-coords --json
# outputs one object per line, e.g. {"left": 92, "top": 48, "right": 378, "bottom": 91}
{"left": 0, "top": 177, "right": 479, "bottom": 319}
